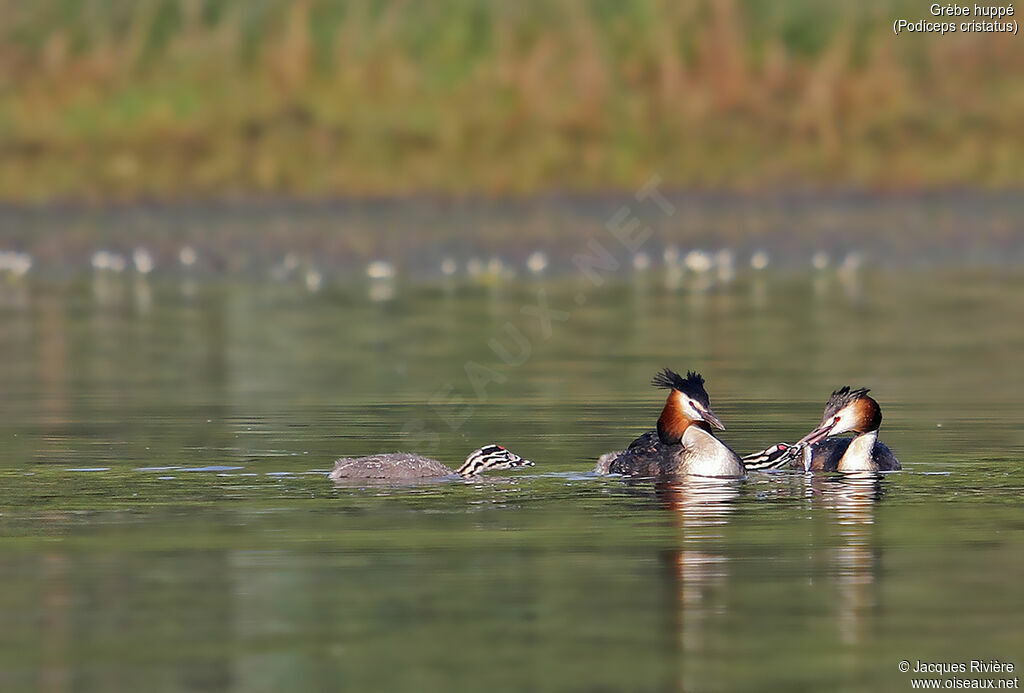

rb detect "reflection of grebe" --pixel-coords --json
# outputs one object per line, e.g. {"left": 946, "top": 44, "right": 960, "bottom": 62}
{"left": 330, "top": 445, "right": 532, "bottom": 481}
{"left": 657, "top": 479, "right": 741, "bottom": 533}
{"left": 656, "top": 479, "right": 739, "bottom": 691}
{"left": 595, "top": 370, "right": 744, "bottom": 478}
{"left": 658, "top": 480, "right": 738, "bottom": 606}
{"left": 815, "top": 473, "right": 883, "bottom": 646}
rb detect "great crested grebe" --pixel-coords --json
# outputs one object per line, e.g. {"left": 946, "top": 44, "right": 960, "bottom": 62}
{"left": 330, "top": 444, "right": 533, "bottom": 481}
{"left": 793, "top": 387, "right": 900, "bottom": 472}
{"left": 594, "top": 369, "right": 745, "bottom": 478}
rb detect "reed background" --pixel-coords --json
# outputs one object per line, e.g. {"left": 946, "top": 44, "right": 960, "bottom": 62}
{"left": 2, "top": 0, "right": 1022, "bottom": 203}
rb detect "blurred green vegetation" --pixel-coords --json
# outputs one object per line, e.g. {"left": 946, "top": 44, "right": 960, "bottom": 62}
{"left": 1, "top": 0, "right": 1023, "bottom": 201}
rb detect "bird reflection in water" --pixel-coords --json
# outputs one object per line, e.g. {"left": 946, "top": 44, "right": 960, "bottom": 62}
{"left": 815, "top": 472, "right": 884, "bottom": 646}
{"left": 655, "top": 477, "right": 740, "bottom": 689}
{"left": 649, "top": 471, "right": 886, "bottom": 689}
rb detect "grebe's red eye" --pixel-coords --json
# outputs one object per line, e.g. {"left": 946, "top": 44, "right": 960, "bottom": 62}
{"left": 834, "top": 416, "right": 840, "bottom": 423}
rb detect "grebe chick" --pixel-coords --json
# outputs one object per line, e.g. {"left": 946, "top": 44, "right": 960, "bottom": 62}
{"left": 741, "top": 442, "right": 802, "bottom": 471}
{"left": 595, "top": 369, "right": 745, "bottom": 479}
{"left": 330, "top": 444, "right": 532, "bottom": 481}
{"left": 794, "top": 387, "right": 900, "bottom": 472}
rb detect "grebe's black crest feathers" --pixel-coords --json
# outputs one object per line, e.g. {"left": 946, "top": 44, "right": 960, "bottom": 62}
{"left": 651, "top": 368, "right": 710, "bottom": 405}
{"left": 823, "top": 386, "right": 871, "bottom": 418}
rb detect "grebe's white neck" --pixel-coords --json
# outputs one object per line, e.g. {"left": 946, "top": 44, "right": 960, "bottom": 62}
{"left": 838, "top": 429, "right": 879, "bottom": 472}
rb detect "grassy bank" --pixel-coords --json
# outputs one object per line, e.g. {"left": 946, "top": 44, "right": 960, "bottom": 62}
{"left": 2, "top": 0, "right": 1023, "bottom": 202}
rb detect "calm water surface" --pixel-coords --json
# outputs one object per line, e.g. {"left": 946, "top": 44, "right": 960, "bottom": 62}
{"left": 1, "top": 269, "right": 1023, "bottom": 692}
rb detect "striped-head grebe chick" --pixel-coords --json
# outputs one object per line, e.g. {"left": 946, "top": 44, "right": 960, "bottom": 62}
{"left": 795, "top": 387, "right": 900, "bottom": 472}
{"left": 595, "top": 369, "right": 745, "bottom": 479}
{"left": 330, "top": 444, "right": 533, "bottom": 481}
{"left": 741, "top": 442, "right": 802, "bottom": 471}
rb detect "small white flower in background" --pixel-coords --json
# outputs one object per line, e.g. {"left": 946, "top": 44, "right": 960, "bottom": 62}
{"left": 440, "top": 257, "right": 457, "bottom": 276}
{"left": 179, "top": 245, "right": 197, "bottom": 267}
{"left": 750, "top": 250, "right": 770, "bottom": 270}
{"left": 811, "top": 251, "right": 830, "bottom": 270}
{"left": 0, "top": 251, "right": 32, "bottom": 277}
{"left": 132, "top": 247, "right": 154, "bottom": 274}
{"left": 92, "top": 250, "right": 126, "bottom": 272}
{"left": 632, "top": 252, "right": 651, "bottom": 271}
{"left": 366, "top": 260, "right": 395, "bottom": 280}
{"left": 526, "top": 251, "right": 548, "bottom": 274}
{"left": 684, "top": 250, "right": 713, "bottom": 273}
{"left": 840, "top": 251, "right": 864, "bottom": 273}
{"left": 305, "top": 268, "right": 322, "bottom": 292}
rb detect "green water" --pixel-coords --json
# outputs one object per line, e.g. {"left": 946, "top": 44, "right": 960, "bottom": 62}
{"left": 1, "top": 269, "right": 1023, "bottom": 692}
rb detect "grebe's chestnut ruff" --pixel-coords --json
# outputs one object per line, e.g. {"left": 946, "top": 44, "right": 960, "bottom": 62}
{"left": 330, "top": 444, "right": 533, "bottom": 481}
{"left": 595, "top": 369, "right": 745, "bottom": 479}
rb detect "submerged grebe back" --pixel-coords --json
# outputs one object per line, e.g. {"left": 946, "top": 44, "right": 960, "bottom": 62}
{"left": 330, "top": 444, "right": 533, "bottom": 481}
